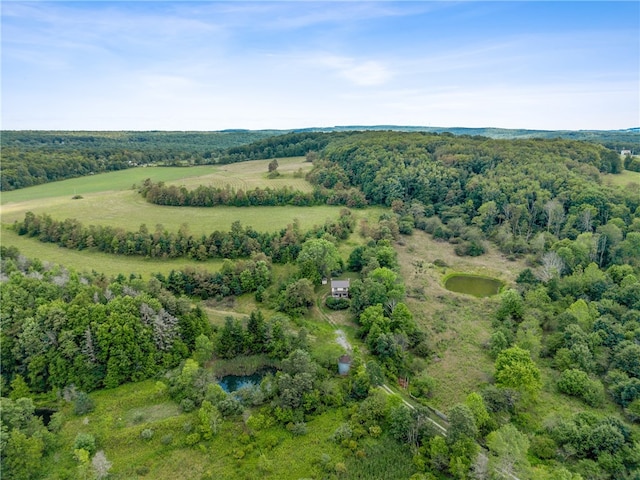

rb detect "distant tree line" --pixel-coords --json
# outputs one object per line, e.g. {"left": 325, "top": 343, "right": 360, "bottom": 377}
{"left": 217, "top": 131, "right": 342, "bottom": 163}
{"left": 14, "top": 209, "right": 356, "bottom": 262}
{"left": 0, "top": 130, "right": 278, "bottom": 191}
{"left": 2, "top": 129, "right": 635, "bottom": 192}
{"left": 138, "top": 178, "right": 368, "bottom": 208}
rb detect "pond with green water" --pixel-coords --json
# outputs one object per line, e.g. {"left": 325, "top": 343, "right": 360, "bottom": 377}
{"left": 444, "top": 274, "right": 503, "bottom": 297}
{"left": 217, "top": 368, "right": 276, "bottom": 393}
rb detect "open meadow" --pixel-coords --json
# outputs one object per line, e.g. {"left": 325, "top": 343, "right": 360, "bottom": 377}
{"left": 1, "top": 157, "right": 383, "bottom": 277}
{"left": 602, "top": 168, "right": 640, "bottom": 188}
{"left": 395, "top": 231, "right": 524, "bottom": 409}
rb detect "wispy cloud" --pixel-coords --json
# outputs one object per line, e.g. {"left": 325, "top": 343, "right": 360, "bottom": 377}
{"left": 311, "top": 54, "right": 393, "bottom": 87}
{"left": 2, "top": 1, "right": 638, "bottom": 130}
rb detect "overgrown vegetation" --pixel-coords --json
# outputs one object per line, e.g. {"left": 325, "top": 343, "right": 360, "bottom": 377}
{"left": 1, "top": 129, "right": 639, "bottom": 480}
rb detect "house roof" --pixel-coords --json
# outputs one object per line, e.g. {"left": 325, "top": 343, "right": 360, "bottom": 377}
{"left": 331, "top": 279, "right": 350, "bottom": 289}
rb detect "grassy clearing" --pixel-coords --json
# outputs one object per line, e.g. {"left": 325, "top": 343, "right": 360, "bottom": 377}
{"left": 1, "top": 189, "right": 350, "bottom": 234}
{"left": 0, "top": 158, "right": 312, "bottom": 206}
{"left": 0, "top": 227, "right": 224, "bottom": 278}
{"left": 1, "top": 166, "right": 217, "bottom": 204}
{"left": 171, "top": 156, "right": 314, "bottom": 192}
{"left": 0, "top": 157, "right": 323, "bottom": 232}
{"left": 602, "top": 169, "right": 640, "bottom": 188}
{"left": 395, "top": 230, "right": 527, "bottom": 409}
{"left": 42, "top": 377, "right": 349, "bottom": 480}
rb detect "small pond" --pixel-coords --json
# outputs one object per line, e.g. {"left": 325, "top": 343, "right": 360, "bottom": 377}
{"left": 444, "top": 274, "right": 503, "bottom": 298}
{"left": 217, "top": 368, "right": 275, "bottom": 393}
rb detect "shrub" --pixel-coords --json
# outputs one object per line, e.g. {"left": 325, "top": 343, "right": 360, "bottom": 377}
{"left": 287, "top": 421, "right": 308, "bottom": 436}
{"left": 73, "top": 391, "right": 95, "bottom": 415}
{"left": 73, "top": 433, "right": 96, "bottom": 456}
{"left": 529, "top": 435, "right": 557, "bottom": 460}
{"left": 161, "top": 434, "right": 173, "bottom": 445}
{"left": 326, "top": 296, "right": 350, "bottom": 310}
{"left": 136, "top": 466, "right": 150, "bottom": 476}
{"left": 331, "top": 423, "right": 353, "bottom": 443}
{"left": 180, "top": 398, "right": 195, "bottom": 413}
{"left": 557, "top": 369, "right": 604, "bottom": 406}
{"left": 185, "top": 433, "right": 201, "bottom": 446}
{"left": 140, "top": 428, "right": 154, "bottom": 440}
{"left": 48, "top": 412, "right": 64, "bottom": 433}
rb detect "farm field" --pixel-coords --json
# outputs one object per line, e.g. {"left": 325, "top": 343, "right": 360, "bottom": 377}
{"left": 0, "top": 156, "right": 382, "bottom": 276}
{"left": 1, "top": 156, "right": 384, "bottom": 266}
{"left": 0, "top": 157, "right": 312, "bottom": 205}
{"left": 0, "top": 227, "right": 224, "bottom": 278}
{"left": 1, "top": 189, "right": 356, "bottom": 234}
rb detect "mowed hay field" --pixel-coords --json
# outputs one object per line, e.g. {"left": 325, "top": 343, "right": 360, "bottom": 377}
{"left": 396, "top": 231, "right": 528, "bottom": 409}
{"left": 0, "top": 157, "right": 384, "bottom": 277}
{"left": 0, "top": 157, "right": 317, "bottom": 231}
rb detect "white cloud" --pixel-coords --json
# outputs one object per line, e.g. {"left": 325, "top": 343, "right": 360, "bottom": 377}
{"left": 312, "top": 54, "right": 393, "bottom": 87}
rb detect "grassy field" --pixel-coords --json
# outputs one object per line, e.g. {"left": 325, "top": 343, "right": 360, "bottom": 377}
{"left": 395, "top": 230, "right": 527, "bottom": 410}
{"left": 1, "top": 189, "right": 355, "bottom": 234}
{"left": 0, "top": 157, "right": 311, "bottom": 205}
{"left": 172, "top": 156, "right": 313, "bottom": 192}
{"left": 1, "top": 227, "right": 225, "bottom": 278}
{"left": 0, "top": 157, "right": 328, "bottom": 233}
{"left": 602, "top": 168, "right": 640, "bottom": 188}
{"left": 42, "top": 365, "right": 350, "bottom": 480}
{"left": 1, "top": 157, "right": 384, "bottom": 278}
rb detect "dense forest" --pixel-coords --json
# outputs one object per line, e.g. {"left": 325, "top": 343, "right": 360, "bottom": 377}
{"left": 2, "top": 129, "right": 640, "bottom": 479}
{"left": 2, "top": 128, "right": 636, "bottom": 191}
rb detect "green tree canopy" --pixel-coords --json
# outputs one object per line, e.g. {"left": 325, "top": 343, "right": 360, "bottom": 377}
{"left": 297, "top": 238, "right": 342, "bottom": 284}
{"left": 494, "top": 346, "right": 542, "bottom": 396}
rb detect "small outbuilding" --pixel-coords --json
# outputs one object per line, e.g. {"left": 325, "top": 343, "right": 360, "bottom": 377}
{"left": 331, "top": 279, "right": 350, "bottom": 298}
{"left": 338, "top": 354, "right": 352, "bottom": 375}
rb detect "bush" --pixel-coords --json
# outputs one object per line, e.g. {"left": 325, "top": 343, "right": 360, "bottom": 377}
{"left": 529, "top": 435, "right": 557, "bottom": 460}
{"left": 74, "top": 433, "right": 96, "bottom": 456}
{"left": 185, "top": 433, "right": 201, "bottom": 446}
{"left": 180, "top": 398, "right": 195, "bottom": 413}
{"left": 287, "top": 421, "right": 308, "bottom": 436}
{"left": 48, "top": 412, "right": 64, "bottom": 433}
{"left": 326, "top": 296, "right": 350, "bottom": 310}
{"left": 140, "top": 428, "right": 154, "bottom": 440}
{"left": 136, "top": 466, "right": 150, "bottom": 476}
{"left": 331, "top": 423, "right": 353, "bottom": 443}
{"left": 557, "top": 369, "right": 604, "bottom": 406}
{"left": 74, "top": 391, "right": 95, "bottom": 415}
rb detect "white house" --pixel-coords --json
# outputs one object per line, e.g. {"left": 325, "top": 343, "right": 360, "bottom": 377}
{"left": 331, "top": 279, "right": 350, "bottom": 298}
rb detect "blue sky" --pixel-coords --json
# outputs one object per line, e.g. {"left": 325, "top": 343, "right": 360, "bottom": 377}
{"left": 2, "top": 1, "right": 638, "bottom": 130}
